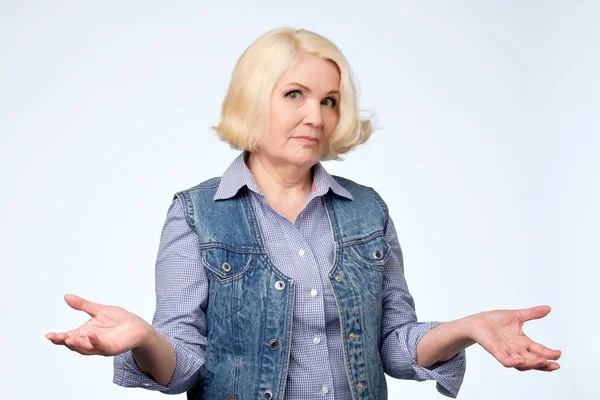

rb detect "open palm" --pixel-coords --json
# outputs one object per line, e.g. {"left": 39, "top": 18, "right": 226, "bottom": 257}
{"left": 473, "top": 305, "right": 561, "bottom": 371}
{"left": 46, "top": 294, "right": 151, "bottom": 356}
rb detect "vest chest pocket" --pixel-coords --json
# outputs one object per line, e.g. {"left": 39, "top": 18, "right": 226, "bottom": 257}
{"left": 347, "top": 234, "right": 390, "bottom": 269}
{"left": 346, "top": 235, "right": 389, "bottom": 301}
{"left": 202, "top": 247, "right": 253, "bottom": 281}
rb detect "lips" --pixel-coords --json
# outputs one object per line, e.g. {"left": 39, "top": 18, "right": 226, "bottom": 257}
{"left": 293, "top": 136, "right": 319, "bottom": 144}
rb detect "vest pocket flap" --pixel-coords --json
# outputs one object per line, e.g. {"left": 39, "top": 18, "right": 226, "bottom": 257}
{"left": 202, "top": 247, "right": 252, "bottom": 279}
{"left": 348, "top": 235, "right": 389, "bottom": 267}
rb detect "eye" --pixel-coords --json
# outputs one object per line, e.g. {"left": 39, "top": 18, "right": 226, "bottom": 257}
{"left": 322, "top": 97, "right": 337, "bottom": 108}
{"left": 286, "top": 90, "right": 301, "bottom": 100}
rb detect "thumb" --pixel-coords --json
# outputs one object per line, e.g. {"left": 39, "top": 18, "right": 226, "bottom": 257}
{"left": 519, "top": 305, "right": 551, "bottom": 322}
{"left": 64, "top": 294, "right": 103, "bottom": 317}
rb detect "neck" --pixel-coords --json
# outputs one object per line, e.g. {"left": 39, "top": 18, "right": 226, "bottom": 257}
{"left": 246, "top": 152, "right": 314, "bottom": 202}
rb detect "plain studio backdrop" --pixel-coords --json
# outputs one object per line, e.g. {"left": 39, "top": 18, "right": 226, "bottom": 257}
{"left": 1, "top": 1, "right": 596, "bottom": 399}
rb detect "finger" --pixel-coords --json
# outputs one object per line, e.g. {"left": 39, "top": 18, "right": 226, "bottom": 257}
{"left": 64, "top": 294, "right": 103, "bottom": 317}
{"left": 528, "top": 342, "right": 562, "bottom": 361}
{"left": 64, "top": 336, "right": 96, "bottom": 356}
{"left": 54, "top": 330, "right": 79, "bottom": 341}
{"left": 64, "top": 342, "right": 78, "bottom": 353}
{"left": 530, "top": 361, "right": 559, "bottom": 372}
{"left": 518, "top": 305, "right": 551, "bottom": 322}
{"left": 534, "top": 361, "right": 561, "bottom": 372}
{"left": 46, "top": 335, "right": 89, "bottom": 353}
{"left": 516, "top": 351, "right": 547, "bottom": 371}
{"left": 55, "top": 332, "right": 69, "bottom": 341}
{"left": 46, "top": 333, "right": 66, "bottom": 345}
{"left": 47, "top": 337, "right": 74, "bottom": 348}
{"left": 497, "top": 351, "right": 528, "bottom": 369}
{"left": 86, "top": 332, "right": 108, "bottom": 353}
{"left": 46, "top": 335, "right": 65, "bottom": 345}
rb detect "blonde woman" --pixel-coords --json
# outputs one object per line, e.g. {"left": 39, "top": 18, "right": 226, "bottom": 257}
{"left": 46, "top": 27, "right": 561, "bottom": 400}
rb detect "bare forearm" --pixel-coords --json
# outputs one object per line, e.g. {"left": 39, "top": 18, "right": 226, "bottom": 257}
{"left": 416, "top": 315, "right": 477, "bottom": 368}
{"left": 132, "top": 327, "right": 177, "bottom": 386}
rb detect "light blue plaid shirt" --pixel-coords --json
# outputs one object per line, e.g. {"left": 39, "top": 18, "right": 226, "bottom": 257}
{"left": 113, "top": 152, "right": 466, "bottom": 398}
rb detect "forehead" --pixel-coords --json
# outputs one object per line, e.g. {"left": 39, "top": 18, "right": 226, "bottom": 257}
{"left": 276, "top": 53, "right": 340, "bottom": 89}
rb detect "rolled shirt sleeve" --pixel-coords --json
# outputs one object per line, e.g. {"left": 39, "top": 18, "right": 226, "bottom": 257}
{"left": 113, "top": 197, "right": 208, "bottom": 394}
{"left": 380, "top": 216, "right": 466, "bottom": 398}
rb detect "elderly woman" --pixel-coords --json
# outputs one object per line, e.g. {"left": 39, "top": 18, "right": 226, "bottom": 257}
{"left": 46, "top": 27, "right": 561, "bottom": 399}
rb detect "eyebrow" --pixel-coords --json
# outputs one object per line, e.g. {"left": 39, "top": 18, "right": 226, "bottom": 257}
{"left": 286, "top": 82, "right": 340, "bottom": 96}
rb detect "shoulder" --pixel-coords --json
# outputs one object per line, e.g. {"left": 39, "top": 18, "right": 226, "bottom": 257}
{"left": 330, "top": 174, "right": 389, "bottom": 217}
{"left": 171, "top": 176, "right": 222, "bottom": 202}
{"left": 169, "top": 176, "right": 223, "bottom": 233}
{"left": 175, "top": 176, "right": 222, "bottom": 195}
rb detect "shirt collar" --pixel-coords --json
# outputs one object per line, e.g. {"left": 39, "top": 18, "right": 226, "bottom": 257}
{"left": 213, "top": 151, "right": 353, "bottom": 201}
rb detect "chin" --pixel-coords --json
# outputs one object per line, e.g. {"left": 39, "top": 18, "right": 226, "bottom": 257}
{"left": 285, "top": 151, "right": 321, "bottom": 168}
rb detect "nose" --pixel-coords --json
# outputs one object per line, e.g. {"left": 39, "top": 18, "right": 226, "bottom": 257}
{"left": 302, "top": 101, "right": 323, "bottom": 128}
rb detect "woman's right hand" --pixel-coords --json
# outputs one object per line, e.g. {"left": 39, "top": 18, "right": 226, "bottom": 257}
{"left": 46, "top": 294, "right": 152, "bottom": 356}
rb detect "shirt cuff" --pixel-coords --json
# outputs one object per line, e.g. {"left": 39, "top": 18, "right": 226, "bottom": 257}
{"left": 113, "top": 332, "right": 204, "bottom": 395}
{"left": 409, "top": 321, "right": 466, "bottom": 398}
{"left": 382, "top": 321, "right": 467, "bottom": 398}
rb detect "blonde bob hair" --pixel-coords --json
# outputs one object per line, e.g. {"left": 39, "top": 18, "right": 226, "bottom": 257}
{"left": 212, "top": 27, "right": 372, "bottom": 161}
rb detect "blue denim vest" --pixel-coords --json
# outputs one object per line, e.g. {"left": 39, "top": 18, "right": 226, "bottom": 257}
{"left": 175, "top": 175, "right": 390, "bottom": 400}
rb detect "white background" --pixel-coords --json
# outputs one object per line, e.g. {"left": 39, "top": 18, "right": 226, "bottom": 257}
{"left": 1, "top": 1, "right": 596, "bottom": 399}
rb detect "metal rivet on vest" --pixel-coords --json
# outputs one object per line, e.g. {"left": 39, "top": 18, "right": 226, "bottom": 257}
{"left": 357, "top": 383, "right": 364, "bottom": 390}
{"left": 274, "top": 280, "right": 286, "bottom": 290}
{"left": 221, "top": 262, "right": 231, "bottom": 272}
{"left": 373, "top": 250, "right": 383, "bottom": 260}
{"left": 268, "top": 339, "right": 279, "bottom": 350}
{"left": 263, "top": 390, "right": 273, "bottom": 399}
{"left": 335, "top": 275, "right": 342, "bottom": 282}
{"left": 349, "top": 332, "right": 356, "bottom": 340}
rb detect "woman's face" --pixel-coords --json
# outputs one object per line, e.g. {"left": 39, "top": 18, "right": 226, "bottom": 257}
{"left": 258, "top": 52, "right": 340, "bottom": 169}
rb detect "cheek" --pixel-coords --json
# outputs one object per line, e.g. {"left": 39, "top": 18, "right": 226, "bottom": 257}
{"left": 323, "top": 114, "right": 339, "bottom": 138}
{"left": 269, "top": 99, "right": 290, "bottom": 135}
{"left": 272, "top": 113, "right": 303, "bottom": 135}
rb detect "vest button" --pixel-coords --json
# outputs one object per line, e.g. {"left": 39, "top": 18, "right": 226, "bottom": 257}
{"left": 373, "top": 250, "right": 383, "bottom": 260}
{"left": 221, "top": 262, "right": 231, "bottom": 272}
{"left": 268, "top": 339, "right": 279, "bottom": 350}
{"left": 274, "top": 280, "right": 286, "bottom": 290}
{"left": 349, "top": 332, "right": 356, "bottom": 340}
{"left": 357, "top": 383, "right": 364, "bottom": 390}
{"left": 335, "top": 275, "right": 342, "bottom": 282}
{"left": 263, "top": 390, "right": 273, "bottom": 399}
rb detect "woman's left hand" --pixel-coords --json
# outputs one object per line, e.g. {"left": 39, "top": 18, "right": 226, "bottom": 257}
{"left": 470, "top": 305, "right": 562, "bottom": 371}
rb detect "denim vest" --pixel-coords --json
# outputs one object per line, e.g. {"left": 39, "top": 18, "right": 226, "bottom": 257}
{"left": 175, "top": 175, "right": 390, "bottom": 400}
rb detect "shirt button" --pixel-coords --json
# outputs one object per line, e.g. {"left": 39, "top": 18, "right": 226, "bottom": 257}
{"left": 298, "top": 249, "right": 305, "bottom": 256}
{"left": 310, "top": 289, "right": 318, "bottom": 297}
{"left": 313, "top": 336, "right": 321, "bottom": 344}
{"left": 322, "top": 385, "right": 329, "bottom": 394}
